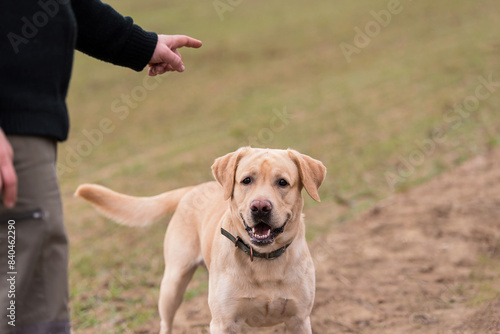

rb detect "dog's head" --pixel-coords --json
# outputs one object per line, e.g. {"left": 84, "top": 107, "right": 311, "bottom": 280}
{"left": 212, "top": 147, "right": 326, "bottom": 249}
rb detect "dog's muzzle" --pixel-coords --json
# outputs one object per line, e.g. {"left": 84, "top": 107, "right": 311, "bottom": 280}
{"left": 241, "top": 213, "right": 288, "bottom": 246}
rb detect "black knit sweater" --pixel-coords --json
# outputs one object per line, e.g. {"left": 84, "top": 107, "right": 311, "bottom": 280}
{"left": 0, "top": 0, "right": 158, "bottom": 141}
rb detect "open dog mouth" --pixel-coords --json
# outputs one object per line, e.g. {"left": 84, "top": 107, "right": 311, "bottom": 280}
{"left": 240, "top": 214, "right": 288, "bottom": 246}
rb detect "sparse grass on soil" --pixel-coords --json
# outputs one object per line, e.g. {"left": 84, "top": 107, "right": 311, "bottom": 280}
{"left": 61, "top": 0, "right": 500, "bottom": 332}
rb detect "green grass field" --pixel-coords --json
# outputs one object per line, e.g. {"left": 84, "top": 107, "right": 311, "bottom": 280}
{"left": 61, "top": 0, "right": 500, "bottom": 331}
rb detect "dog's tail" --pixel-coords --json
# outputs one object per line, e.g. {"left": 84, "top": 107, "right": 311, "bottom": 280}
{"left": 75, "top": 184, "right": 195, "bottom": 227}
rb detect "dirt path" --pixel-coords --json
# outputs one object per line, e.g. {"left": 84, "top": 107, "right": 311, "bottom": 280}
{"left": 312, "top": 147, "right": 500, "bottom": 334}
{"left": 151, "top": 148, "right": 500, "bottom": 334}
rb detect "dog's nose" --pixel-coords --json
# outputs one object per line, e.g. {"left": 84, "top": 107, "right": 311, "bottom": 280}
{"left": 250, "top": 200, "right": 272, "bottom": 217}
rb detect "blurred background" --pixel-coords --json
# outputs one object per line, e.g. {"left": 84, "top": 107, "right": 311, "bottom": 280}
{"left": 61, "top": 0, "right": 500, "bottom": 332}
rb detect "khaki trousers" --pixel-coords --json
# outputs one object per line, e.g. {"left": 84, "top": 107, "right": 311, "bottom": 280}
{"left": 0, "top": 136, "right": 70, "bottom": 334}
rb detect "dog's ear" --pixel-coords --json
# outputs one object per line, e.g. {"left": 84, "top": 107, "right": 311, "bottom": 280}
{"left": 287, "top": 149, "right": 326, "bottom": 202}
{"left": 212, "top": 147, "right": 250, "bottom": 200}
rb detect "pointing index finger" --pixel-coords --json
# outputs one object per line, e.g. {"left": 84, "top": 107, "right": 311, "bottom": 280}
{"left": 169, "top": 35, "right": 203, "bottom": 49}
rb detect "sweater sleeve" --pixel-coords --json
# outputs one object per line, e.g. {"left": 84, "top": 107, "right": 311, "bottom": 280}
{"left": 72, "top": 0, "right": 158, "bottom": 72}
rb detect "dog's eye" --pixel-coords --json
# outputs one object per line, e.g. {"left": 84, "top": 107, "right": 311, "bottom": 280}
{"left": 241, "top": 177, "right": 252, "bottom": 185}
{"left": 278, "top": 179, "right": 289, "bottom": 187}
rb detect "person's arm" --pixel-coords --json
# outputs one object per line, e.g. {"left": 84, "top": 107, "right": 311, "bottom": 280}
{"left": 72, "top": 0, "right": 201, "bottom": 73}
{"left": 72, "top": 0, "right": 157, "bottom": 71}
{"left": 0, "top": 129, "right": 17, "bottom": 208}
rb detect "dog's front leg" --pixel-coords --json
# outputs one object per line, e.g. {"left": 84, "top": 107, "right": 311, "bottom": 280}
{"left": 285, "top": 316, "right": 313, "bottom": 334}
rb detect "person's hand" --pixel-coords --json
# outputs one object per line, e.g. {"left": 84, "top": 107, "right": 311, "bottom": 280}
{"left": 0, "top": 129, "right": 17, "bottom": 208}
{"left": 148, "top": 34, "right": 202, "bottom": 76}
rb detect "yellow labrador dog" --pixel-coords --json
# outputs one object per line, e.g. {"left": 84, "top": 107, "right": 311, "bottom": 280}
{"left": 76, "top": 147, "right": 326, "bottom": 334}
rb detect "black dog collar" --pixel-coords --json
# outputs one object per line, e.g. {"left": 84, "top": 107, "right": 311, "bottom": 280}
{"left": 220, "top": 228, "right": 291, "bottom": 262}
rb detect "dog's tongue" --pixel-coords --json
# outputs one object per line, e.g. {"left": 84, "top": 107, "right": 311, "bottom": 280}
{"left": 253, "top": 223, "right": 271, "bottom": 239}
